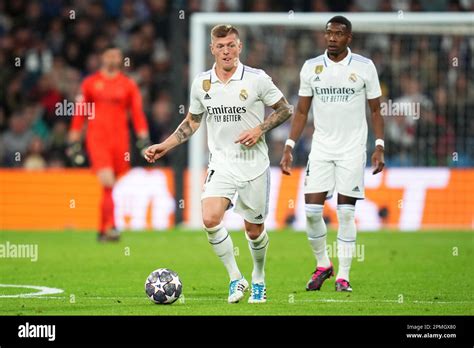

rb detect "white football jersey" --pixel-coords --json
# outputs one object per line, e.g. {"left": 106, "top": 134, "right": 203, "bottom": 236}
{"left": 189, "top": 62, "right": 283, "bottom": 181}
{"left": 299, "top": 47, "right": 382, "bottom": 160}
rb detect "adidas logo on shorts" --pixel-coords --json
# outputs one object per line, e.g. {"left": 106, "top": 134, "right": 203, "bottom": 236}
{"left": 352, "top": 186, "right": 360, "bottom": 192}
{"left": 254, "top": 214, "right": 263, "bottom": 220}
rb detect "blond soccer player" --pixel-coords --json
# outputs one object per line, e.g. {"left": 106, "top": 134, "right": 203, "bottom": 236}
{"left": 145, "top": 25, "right": 293, "bottom": 303}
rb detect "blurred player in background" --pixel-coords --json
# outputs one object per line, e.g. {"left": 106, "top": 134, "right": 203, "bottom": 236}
{"left": 280, "top": 16, "right": 384, "bottom": 292}
{"left": 68, "top": 45, "right": 150, "bottom": 242}
{"left": 145, "top": 25, "right": 293, "bottom": 303}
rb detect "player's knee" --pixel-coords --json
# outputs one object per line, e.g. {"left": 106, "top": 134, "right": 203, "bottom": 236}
{"left": 337, "top": 205, "right": 356, "bottom": 240}
{"left": 245, "top": 224, "right": 264, "bottom": 240}
{"left": 202, "top": 215, "right": 223, "bottom": 230}
{"left": 305, "top": 204, "right": 324, "bottom": 223}
{"left": 97, "top": 169, "right": 115, "bottom": 187}
{"left": 245, "top": 229, "right": 260, "bottom": 240}
{"left": 336, "top": 205, "right": 355, "bottom": 225}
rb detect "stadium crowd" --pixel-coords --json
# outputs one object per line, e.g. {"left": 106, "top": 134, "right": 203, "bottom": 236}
{"left": 0, "top": 0, "right": 473, "bottom": 169}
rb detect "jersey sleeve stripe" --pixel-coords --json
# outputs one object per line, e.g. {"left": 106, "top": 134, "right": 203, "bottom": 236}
{"left": 351, "top": 55, "right": 370, "bottom": 64}
{"left": 243, "top": 66, "right": 264, "bottom": 75}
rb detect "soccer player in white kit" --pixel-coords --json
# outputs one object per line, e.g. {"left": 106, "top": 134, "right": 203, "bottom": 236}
{"left": 145, "top": 25, "right": 292, "bottom": 303}
{"left": 280, "top": 16, "right": 385, "bottom": 292}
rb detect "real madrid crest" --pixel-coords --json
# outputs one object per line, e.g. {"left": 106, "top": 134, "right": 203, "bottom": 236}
{"left": 315, "top": 65, "right": 323, "bottom": 74}
{"left": 239, "top": 89, "right": 248, "bottom": 101}
{"left": 349, "top": 73, "right": 357, "bottom": 82}
{"left": 202, "top": 79, "right": 211, "bottom": 92}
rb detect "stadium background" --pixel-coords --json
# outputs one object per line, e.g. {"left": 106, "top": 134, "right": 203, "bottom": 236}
{"left": 0, "top": 0, "right": 473, "bottom": 232}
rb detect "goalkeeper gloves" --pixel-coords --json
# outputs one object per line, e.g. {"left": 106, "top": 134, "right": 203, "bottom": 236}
{"left": 66, "top": 141, "right": 86, "bottom": 167}
{"left": 136, "top": 137, "right": 151, "bottom": 157}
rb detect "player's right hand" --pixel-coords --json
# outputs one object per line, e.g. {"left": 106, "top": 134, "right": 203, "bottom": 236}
{"left": 144, "top": 143, "right": 168, "bottom": 163}
{"left": 280, "top": 149, "right": 293, "bottom": 175}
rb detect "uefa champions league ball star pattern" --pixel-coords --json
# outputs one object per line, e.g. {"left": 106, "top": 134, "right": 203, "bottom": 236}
{"left": 145, "top": 268, "right": 182, "bottom": 304}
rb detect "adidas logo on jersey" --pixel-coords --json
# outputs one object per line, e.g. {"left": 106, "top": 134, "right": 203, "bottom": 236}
{"left": 314, "top": 76, "right": 321, "bottom": 82}
{"left": 352, "top": 186, "right": 360, "bottom": 192}
{"left": 204, "top": 93, "right": 211, "bottom": 100}
{"left": 254, "top": 214, "right": 263, "bottom": 220}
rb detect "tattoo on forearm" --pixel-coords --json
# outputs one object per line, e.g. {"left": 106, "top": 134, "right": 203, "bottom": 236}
{"left": 190, "top": 112, "right": 204, "bottom": 123}
{"left": 175, "top": 120, "right": 194, "bottom": 144}
{"left": 259, "top": 98, "right": 293, "bottom": 133}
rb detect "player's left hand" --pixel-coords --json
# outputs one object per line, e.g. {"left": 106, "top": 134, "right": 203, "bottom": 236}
{"left": 371, "top": 146, "right": 385, "bottom": 175}
{"left": 234, "top": 127, "right": 263, "bottom": 148}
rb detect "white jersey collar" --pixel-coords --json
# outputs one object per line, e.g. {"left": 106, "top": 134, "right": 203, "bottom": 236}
{"left": 210, "top": 61, "right": 244, "bottom": 83}
{"left": 323, "top": 47, "right": 352, "bottom": 67}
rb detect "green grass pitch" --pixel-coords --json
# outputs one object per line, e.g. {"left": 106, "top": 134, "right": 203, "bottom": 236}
{"left": 0, "top": 229, "right": 472, "bottom": 315}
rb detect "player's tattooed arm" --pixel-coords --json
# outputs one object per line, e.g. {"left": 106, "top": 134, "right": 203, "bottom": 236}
{"left": 144, "top": 111, "right": 204, "bottom": 163}
{"left": 174, "top": 120, "right": 193, "bottom": 143}
{"left": 190, "top": 112, "right": 204, "bottom": 124}
{"left": 235, "top": 97, "right": 292, "bottom": 148}
{"left": 259, "top": 97, "right": 293, "bottom": 133}
{"left": 174, "top": 112, "right": 203, "bottom": 144}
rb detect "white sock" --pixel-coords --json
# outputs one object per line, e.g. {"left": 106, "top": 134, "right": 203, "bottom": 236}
{"left": 305, "top": 204, "right": 331, "bottom": 268}
{"left": 205, "top": 223, "right": 242, "bottom": 281}
{"left": 336, "top": 204, "right": 356, "bottom": 281}
{"left": 246, "top": 229, "right": 269, "bottom": 284}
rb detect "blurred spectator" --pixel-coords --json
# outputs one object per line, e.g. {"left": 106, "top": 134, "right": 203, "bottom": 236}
{"left": 149, "top": 92, "right": 173, "bottom": 144}
{"left": 0, "top": 112, "right": 34, "bottom": 167}
{"left": 29, "top": 73, "right": 63, "bottom": 126}
{"left": 23, "top": 136, "right": 47, "bottom": 170}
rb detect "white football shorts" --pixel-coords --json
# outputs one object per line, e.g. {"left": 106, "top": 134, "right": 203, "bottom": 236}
{"left": 201, "top": 167, "right": 270, "bottom": 224}
{"left": 304, "top": 152, "right": 366, "bottom": 199}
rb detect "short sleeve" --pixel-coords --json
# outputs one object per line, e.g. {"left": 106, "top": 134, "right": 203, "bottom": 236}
{"left": 188, "top": 76, "right": 206, "bottom": 115}
{"left": 258, "top": 73, "right": 284, "bottom": 107}
{"left": 298, "top": 62, "right": 313, "bottom": 97}
{"left": 365, "top": 61, "right": 382, "bottom": 100}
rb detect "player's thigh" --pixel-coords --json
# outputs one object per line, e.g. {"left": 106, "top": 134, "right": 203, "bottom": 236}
{"left": 305, "top": 192, "right": 329, "bottom": 205}
{"left": 235, "top": 168, "right": 270, "bottom": 225}
{"left": 201, "top": 169, "right": 236, "bottom": 228}
{"left": 335, "top": 152, "right": 366, "bottom": 200}
{"left": 201, "top": 197, "right": 232, "bottom": 228}
{"left": 86, "top": 141, "right": 115, "bottom": 187}
{"left": 112, "top": 142, "right": 131, "bottom": 177}
{"left": 304, "top": 158, "right": 336, "bottom": 199}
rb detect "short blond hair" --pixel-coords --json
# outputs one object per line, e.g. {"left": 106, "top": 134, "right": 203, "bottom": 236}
{"left": 210, "top": 24, "right": 240, "bottom": 41}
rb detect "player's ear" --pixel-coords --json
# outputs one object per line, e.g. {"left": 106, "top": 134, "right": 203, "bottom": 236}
{"left": 238, "top": 39, "right": 242, "bottom": 54}
{"left": 347, "top": 33, "right": 353, "bottom": 45}
{"left": 209, "top": 42, "right": 214, "bottom": 55}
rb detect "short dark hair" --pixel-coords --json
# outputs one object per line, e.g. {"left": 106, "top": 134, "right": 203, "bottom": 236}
{"left": 101, "top": 44, "right": 121, "bottom": 54}
{"left": 326, "top": 16, "right": 352, "bottom": 33}
{"left": 211, "top": 24, "right": 240, "bottom": 41}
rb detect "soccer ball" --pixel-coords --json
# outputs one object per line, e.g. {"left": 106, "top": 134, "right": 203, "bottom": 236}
{"left": 145, "top": 268, "right": 182, "bottom": 304}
